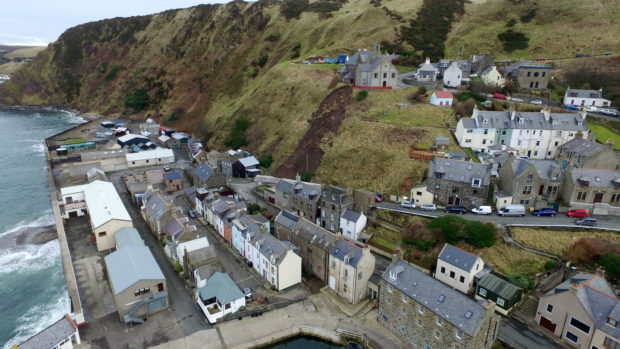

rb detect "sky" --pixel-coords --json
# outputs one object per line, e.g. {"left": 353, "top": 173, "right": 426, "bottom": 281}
{"left": 0, "top": 0, "right": 231, "bottom": 46}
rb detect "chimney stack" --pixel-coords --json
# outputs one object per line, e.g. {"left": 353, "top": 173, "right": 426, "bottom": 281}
{"left": 596, "top": 266, "right": 606, "bottom": 278}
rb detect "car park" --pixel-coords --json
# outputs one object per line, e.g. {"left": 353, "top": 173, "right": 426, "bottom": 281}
{"left": 188, "top": 210, "right": 197, "bottom": 218}
{"left": 567, "top": 208, "right": 588, "bottom": 218}
{"left": 445, "top": 205, "right": 467, "bottom": 214}
{"left": 565, "top": 104, "right": 580, "bottom": 110}
{"left": 421, "top": 204, "right": 437, "bottom": 212}
{"left": 472, "top": 206, "right": 492, "bottom": 215}
{"left": 530, "top": 100, "right": 543, "bottom": 105}
{"left": 497, "top": 204, "right": 526, "bottom": 217}
{"left": 575, "top": 218, "right": 597, "bottom": 226}
{"left": 532, "top": 208, "right": 557, "bottom": 217}
{"left": 400, "top": 201, "right": 415, "bottom": 209}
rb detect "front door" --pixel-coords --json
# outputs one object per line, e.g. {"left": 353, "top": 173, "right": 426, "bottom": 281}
{"left": 527, "top": 150, "right": 532, "bottom": 157}
{"left": 539, "top": 185, "right": 545, "bottom": 195}
{"left": 593, "top": 192, "right": 604, "bottom": 203}
{"left": 329, "top": 276, "right": 336, "bottom": 290}
{"left": 448, "top": 196, "right": 454, "bottom": 205}
{"left": 455, "top": 197, "right": 461, "bottom": 205}
{"left": 382, "top": 81, "right": 387, "bottom": 87}
{"left": 539, "top": 316, "right": 556, "bottom": 333}
{"left": 69, "top": 211, "right": 78, "bottom": 218}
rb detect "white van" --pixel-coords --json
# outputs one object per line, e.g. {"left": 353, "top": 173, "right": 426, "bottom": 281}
{"left": 471, "top": 206, "right": 492, "bottom": 215}
{"left": 497, "top": 204, "right": 526, "bottom": 217}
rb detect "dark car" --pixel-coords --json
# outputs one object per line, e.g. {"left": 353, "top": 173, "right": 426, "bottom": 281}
{"left": 575, "top": 218, "right": 597, "bottom": 226}
{"left": 575, "top": 53, "right": 590, "bottom": 58}
{"left": 532, "top": 208, "right": 557, "bottom": 217}
{"left": 445, "top": 205, "right": 467, "bottom": 214}
{"left": 188, "top": 210, "right": 197, "bottom": 219}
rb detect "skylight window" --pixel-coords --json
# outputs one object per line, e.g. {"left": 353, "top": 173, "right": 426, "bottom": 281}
{"left": 465, "top": 310, "right": 473, "bottom": 319}
{"left": 438, "top": 294, "right": 446, "bottom": 303}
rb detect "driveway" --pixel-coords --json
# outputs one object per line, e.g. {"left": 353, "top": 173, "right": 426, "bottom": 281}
{"left": 373, "top": 202, "right": 620, "bottom": 231}
{"left": 499, "top": 317, "right": 567, "bottom": 349}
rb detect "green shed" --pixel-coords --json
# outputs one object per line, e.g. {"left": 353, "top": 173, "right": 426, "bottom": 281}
{"left": 475, "top": 274, "right": 522, "bottom": 315}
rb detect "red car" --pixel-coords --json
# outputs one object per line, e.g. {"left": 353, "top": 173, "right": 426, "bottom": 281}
{"left": 536, "top": 57, "right": 547, "bottom": 61}
{"left": 493, "top": 93, "right": 507, "bottom": 100}
{"left": 567, "top": 209, "right": 588, "bottom": 218}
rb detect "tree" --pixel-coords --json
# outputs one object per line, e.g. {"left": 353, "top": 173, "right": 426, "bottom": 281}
{"left": 465, "top": 221, "right": 496, "bottom": 248}
{"left": 356, "top": 90, "right": 368, "bottom": 101}
{"left": 124, "top": 88, "right": 149, "bottom": 111}
{"left": 599, "top": 254, "right": 620, "bottom": 279}
{"left": 428, "top": 215, "right": 468, "bottom": 244}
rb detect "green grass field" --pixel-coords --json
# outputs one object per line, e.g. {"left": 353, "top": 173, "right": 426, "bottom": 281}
{"left": 588, "top": 123, "right": 620, "bottom": 149}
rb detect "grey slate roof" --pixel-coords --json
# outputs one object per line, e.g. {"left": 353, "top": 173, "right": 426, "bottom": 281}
{"left": 430, "top": 158, "right": 492, "bottom": 186}
{"left": 341, "top": 208, "right": 362, "bottom": 222}
{"left": 198, "top": 272, "right": 244, "bottom": 305}
{"left": 330, "top": 239, "right": 365, "bottom": 268}
{"left": 144, "top": 193, "right": 169, "bottom": 221}
{"left": 293, "top": 218, "right": 337, "bottom": 251}
{"left": 254, "top": 232, "right": 289, "bottom": 266}
{"left": 438, "top": 244, "right": 481, "bottom": 272}
{"left": 275, "top": 210, "right": 299, "bottom": 230}
{"left": 211, "top": 199, "right": 231, "bottom": 216}
{"left": 383, "top": 260, "right": 490, "bottom": 337}
{"left": 194, "top": 163, "right": 213, "bottom": 182}
{"left": 478, "top": 274, "right": 522, "bottom": 300}
{"left": 275, "top": 179, "right": 295, "bottom": 194}
{"left": 463, "top": 110, "right": 588, "bottom": 131}
{"left": 321, "top": 185, "right": 349, "bottom": 204}
{"left": 513, "top": 159, "right": 562, "bottom": 181}
{"left": 291, "top": 181, "right": 322, "bottom": 203}
{"left": 187, "top": 246, "right": 218, "bottom": 265}
{"left": 105, "top": 245, "right": 165, "bottom": 295}
{"left": 18, "top": 315, "right": 77, "bottom": 349}
{"left": 559, "top": 138, "right": 606, "bottom": 158}
{"left": 435, "top": 136, "right": 450, "bottom": 146}
{"left": 165, "top": 216, "right": 185, "bottom": 241}
{"left": 196, "top": 262, "right": 224, "bottom": 280}
{"left": 115, "top": 227, "right": 144, "bottom": 248}
{"left": 565, "top": 89, "right": 604, "bottom": 99}
{"left": 571, "top": 168, "right": 620, "bottom": 188}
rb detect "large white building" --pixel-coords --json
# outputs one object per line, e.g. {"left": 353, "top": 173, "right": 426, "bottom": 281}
{"left": 442, "top": 61, "right": 463, "bottom": 88}
{"left": 126, "top": 148, "right": 175, "bottom": 168}
{"left": 339, "top": 209, "right": 366, "bottom": 241}
{"left": 60, "top": 180, "right": 133, "bottom": 251}
{"left": 455, "top": 107, "right": 589, "bottom": 159}
{"left": 435, "top": 244, "right": 486, "bottom": 295}
{"left": 563, "top": 88, "right": 611, "bottom": 107}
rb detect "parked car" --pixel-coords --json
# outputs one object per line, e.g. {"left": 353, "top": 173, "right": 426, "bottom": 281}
{"left": 585, "top": 106, "right": 599, "bottom": 112}
{"left": 511, "top": 97, "right": 524, "bottom": 102}
{"left": 188, "top": 210, "right": 197, "bottom": 219}
{"left": 469, "top": 73, "right": 478, "bottom": 78}
{"left": 601, "top": 52, "right": 613, "bottom": 56}
{"left": 567, "top": 208, "right": 588, "bottom": 218}
{"left": 420, "top": 204, "right": 437, "bottom": 212}
{"left": 374, "top": 193, "right": 383, "bottom": 202}
{"left": 532, "top": 208, "right": 557, "bottom": 217}
{"left": 445, "top": 205, "right": 467, "bottom": 214}
{"left": 530, "top": 100, "right": 543, "bottom": 105}
{"left": 493, "top": 93, "right": 507, "bottom": 100}
{"left": 244, "top": 287, "right": 253, "bottom": 299}
{"left": 575, "top": 218, "right": 597, "bottom": 226}
{"left": 565, "top": 104, "right": 580, "bottom": 110}
{"left": 400, "top": 201, "right": 415, "bottom": 209}
{"left": 575, "top": 53, "right": 590, "bottom": 58}
{"left": 601, "top": 109, "right": 620, "bottom": 117}
{"left": 472, "top": 206, "right": 492, "bottom": 215}
{"left": 536, "top": 57, "right": 547, "bottom": 61}
{"left": 497, "top": 204, "right": 526, "bottom": 217}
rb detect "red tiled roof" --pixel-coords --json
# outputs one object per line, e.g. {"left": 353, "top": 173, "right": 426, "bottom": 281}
{"left": 434, "top": 91, "right": 453, "bottom": 98}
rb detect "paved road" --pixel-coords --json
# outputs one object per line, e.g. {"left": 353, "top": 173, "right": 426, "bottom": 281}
{"left": 374, "top": 201, "right": 620, "bottom": 231}
{"left": 499, "top": 317, "right": 564, "bottom": 349}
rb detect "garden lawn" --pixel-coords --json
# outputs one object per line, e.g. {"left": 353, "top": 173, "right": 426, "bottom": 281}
{"left": 588, "top": 123, "right": 620, "bottom": 150}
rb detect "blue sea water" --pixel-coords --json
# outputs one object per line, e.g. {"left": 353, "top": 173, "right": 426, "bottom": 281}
{"left": 0, "top": 108, "right": 85, "bottom": 347}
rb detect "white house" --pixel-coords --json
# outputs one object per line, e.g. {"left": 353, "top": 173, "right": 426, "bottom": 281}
{"left": 481, "top": 66, "right": 506, "bottom": 88}
{"left": 60, "top": 180, "right": 133, "bottom": 251}
{"left": 416, "top": 57, "right": 438, "bottom": 82}
{"left": 244, "top": 229, "right": 301, "bottom": 291}
{"left": 410, "top": 184, "right": 434, "bottom": 205}
{"left": 196, "top": 272, "right": 245, "bottom": 324}
{"left": 563, "top": 88, "right": 611, "bottom": 107}
{"left": 17, "top": 314, "right": 81, "bottom": 349}
{"left": 173, "top": 237, "right": 210, "bottom": 263}
{"left": 429, "top": 91, "right": 453, "bottom": 106}
{"left": 442, "top": 61, "right": 463, "bottom": 88}
{"left": 435, "top": 243, "right": 485, "bottom": 295}
{"left": 339, "top": 208, "right": 366, "bottom": 241}
{"left": 126, "top": 148, "right": 175, "bottom": 168}
{"left": 455, "top": 107, "right": 589, "bottom": 159}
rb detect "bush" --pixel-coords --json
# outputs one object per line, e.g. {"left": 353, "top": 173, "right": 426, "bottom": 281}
{"left": 225, "top": 117, "right": 251, "bottom": 149}
{"left": 465, "top": 221, "right": 496, "bottom": 248}
{"left": 124, "top": 88, "right": 149, "bottom": 112}
{"left": 428, "top": 215, "right": 496, "bottom": 247}
{"left": 248, "top": 203, "right": 263, "bottom": 215}
{"left": 253, "top": 54, "right": 269, "bottom": 68}
{"left": 103, "top": 65, "right": 123, "bottom": 82}
{"left": 544, "top": 260, "right": 558, "bottom": 271}
{"left": 508, "top": 274, "right": 534, "bottom": 290}
{"left": 497, "top": 30, "right": 529, "bottom": 52}
{"left": 300, "top": 172, "right": 314, "bottom": 182}
{"left": 259, "top": 156, "right": 273, "bottom": 168}
{"left": 290, "top": 42, "right": 301, "bottom": 59}
{"left": 520, "top": 8, "right": 537, "bottom": 23}
{"left": 173, "top": 261, "right": 183, "bottom": 273}
{"left": 281, "top": 0, "right": 309, "bottom": 19}
{"left": 265, "top": 33, "right": 280, "bottom": 42}
{"left": 567, "top": 237, "right": 620, "bottom": 265}
{"left": 356, "top": 90, "right": 368, "bottom": 101}
{"left": 599, "top": 254, "right": 620, "bottom": 279}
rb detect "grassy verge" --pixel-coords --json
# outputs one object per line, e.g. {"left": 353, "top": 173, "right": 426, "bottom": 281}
{"left": 480, "top": 240, "right": 551, "bottom": 275}
{"left": 367, "top": 227, "right": 400, "bottom": 252}
{"left": 587, "top": 121, "right": 620, "bottom": 149}
{"left": 512, "top": 227, "right": 620, "bottom": 256}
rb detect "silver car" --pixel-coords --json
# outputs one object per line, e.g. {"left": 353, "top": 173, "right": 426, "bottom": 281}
{"left": 421, "top": 204, "right": 437, "bottom": 212}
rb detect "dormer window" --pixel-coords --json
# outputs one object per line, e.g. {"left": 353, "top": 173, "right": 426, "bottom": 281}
{"left": 519, "top": 118, "right": 524, "bottom": 124}
{"left": 472, "top": 178, "right": 481, "bottom": 188}
{"left": 608, "top": 318, "right": 618, "bottom": 327}
{"left": 435, "top": 172, "right": 444, "bottom": 179}
{"left": 577, "top": 121, "right": 583, "bottom": 127}
{"left": 389, "top": 271, "right": 397, "bottom": 280}
{"left": 344, "top": 255, "right": 349, "bottom": 264}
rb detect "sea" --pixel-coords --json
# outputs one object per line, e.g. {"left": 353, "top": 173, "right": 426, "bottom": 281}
{"left": 0, "top": 108, "right": 85, "bottom": 347}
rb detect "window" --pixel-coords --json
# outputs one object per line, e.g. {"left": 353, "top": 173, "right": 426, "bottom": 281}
{"left": 225, "top": 303, "right": 231, "bottom": 309}
{"left": 306, "top": 247, "right": 313, "bottom": 254}
{"left": 383, "top": 73, "right": 387, "bottom": 78}
{"left": 417, "top": 318, "right": 423, "bottom": 327}
{"left": 484, "top": 129, "right": 488, "bottom": 135}
{"left": 535, "top": 82, "right": 539, "bottom": 88}
{"left": 536, "top": 141, "right": 541, "bottom": 146}
{"left": 608, "top": 318, "right": 618, "bottom": 327}
{"left": 534, "top": 72, "right": 539, "bottom": 77}
{"left": 472, "top": 178, "right": 481, "bottom": 188}
{"left": 374, "top": 73, "right": 378, "bottom": 79}
{"left": 482, "top": 139, "right": 487, "bottom": 145}
{"left": 436, "top": 316, "right": 444, "bottom": 326}
{"left": 522, "top": 186, "right": 532, "bottom": 194}
{"left": 519, "top": 199, "right": 530, "bottom": 205}
{"left": 455, "top": 329, "right": 463, "bottom": 339}
{"left": 570, "top": 317, "right": 591, "bottom": 334}
{"left": 546, "top": 304, "right": 553, "bottom": 313}
{"left": 343, "top": 284, "right": 347, "bottom": 292}
{"left": 502, "top": 130, "right": 507, "bottom": 135}
{"left": 496, "top": 297, "right": 505, "bottom": 306}
{"left": 527, "top": 174, "right": 533, "bottom": 182}
{"left": 565, "top": 331, "right": 579, "bottom": 343}
{"left": 391, "top": 73, "right": 396, "bottom": 78}
{"left": 577, "top": 192, "right": 587, "bottom": 201}
{"left": 146, "top": 159, "right": 149, "bottom": 163}
{"left": 402, "top": 296, "right": 408, "bottom": 303}
{"left": 604, "top": 337, "right": 620, "bottom": 349}
{"left": 479, "top": 288, "right": 487, "bottom": 296}
{"left": 132, "top": 161, "right": 136, "bottom": 165}
{"left": 527, "top": 72, "right": 531, "bottom": 77}
{"left": 465, "top": 139, "right": 472, "bottom": 143}
{"left": 358, "top": 272, "right": 362, "bottom": 280}
{"left": 419, "top": 305, "right": 425, "bottom": 314}
{"left": 466, "top": 129, "right": 473, "bottom": 133}
{"left": 441, "top": 266, "right": 446, "bottom": 274}
{"left": 344, "top": 269, "right": 348, "bottom": 278}
{"left": 387, "top": 285, "right": 393, "bottom": 293}
{"left": 452, "top": 187, "right": 459, "bottom": 193}
{"left": 98, "top": 231, "right": 107, "bottom": 237}
{"left": 331, "top": 261, "right": 336, "bottom": 269}
{"left": 534, "top": 151, "right": 538, "bottom": 156}
{"left": 134, "top": 287, "right": 150, "bottom": 296}
{"left": 460, "top": 276, "right": 465, "bottom": 283}
{"left": 517, "top": 140, "right": 522, "bottom": 146}
{"left": 435, "top": 331, "right": 441, "bottom": 339}
{"left": 450, "top": 271, "right": 455, "bottom": 278}
{"left": 542, "top": 72, "right": 546, "bottom": 77}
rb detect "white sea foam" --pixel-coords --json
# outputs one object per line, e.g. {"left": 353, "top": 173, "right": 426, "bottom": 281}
{"left": 65, "top": 111, "right": 87, "bottom": 124}
{"left": 0, "top": 239, "right": 60, "bottom": 274}
{"left": 31, "top": 142, "right": 47, "bottom": 155}
{"left": 0, "top": 213, "right": 54, "bottom": 237}
{"left": 4, "top": 288, "right": 70, "bottom": 348}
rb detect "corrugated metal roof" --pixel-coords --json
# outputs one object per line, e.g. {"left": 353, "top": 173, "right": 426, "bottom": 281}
{"left": 61, "top": 180, "right": 131, "bottom": 229}
{"left": 478, "top": 274, "right": 522, "bottom": 300}
{"left": 115, "top": 227, "right": 144, "bottom": 248}
{"left": 104, "top": 245, "right": 165, "bottom": 295}
{"left": 126, "top": 148, "right": 174, "bottom": 162}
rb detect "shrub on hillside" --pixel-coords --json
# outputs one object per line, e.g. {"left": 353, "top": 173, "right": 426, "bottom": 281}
{"left": 544, "top": 260, "right": 558, "bottom": 271}
{"left": 566, "top": 237, "right": 620, "bottom": 265}
{"left": 402, "top": 221, "right": 439, "bottom": 251}
{"left": 259, "top": 156, "right": 273, "bottom": 168}
{"left": 600, "top": 254, "right": 620, "bottom": 279}
{"left": 225, "top": 117, "right": 251, "bottom": 149}
{"left": 124, "top": 88, "right": 149, "bottom": 112}
{"left": 281, "top": 0, "right": 309, "bottom": 19}
{"left": 465, "top": 221, "right": 496, "bottom": 248}
{"left": 497, "top": 29, "right": 529, "bottom": 52}
{"left": 356, "top": 90, "right": 368, "bottom": 101}
{"left": 508, "top": 274, "right": 534, "bottom": 290}
{"left": 428, "top": 215, "right": 496, "bottom": 248}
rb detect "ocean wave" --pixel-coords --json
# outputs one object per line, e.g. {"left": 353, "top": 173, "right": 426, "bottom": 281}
{"left": 64, "top": 111, "right": 87, "bottom": 124}
{"left": 31, "top": 142, "right": 47, "bottom": 155}
{"left": 4, "top": 288, "right": 70, "bottom": 348}
{"left": 0, "top": 239, "right": 60, "bottom": 274}
{"left": 1, "top": 213, "right": 54, "bottom": 237}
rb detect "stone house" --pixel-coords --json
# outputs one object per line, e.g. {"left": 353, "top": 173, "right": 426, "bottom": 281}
{"left": 426, "top": 158, "right": 492, "bottom": 209}
{"left": 274, "top": 179, "right": 295, "bottom": 209}
{"left": 535, "top": 270, "right": 620, "bottom": 349}
{"left": 379, "top": 260, "right": 500, "bottom": 349}
{"left": 319, "top": 185, "right": 354, "bottom": 233}
{"left": 288, "top": 181, "right": 322, "bottom": 225}
{"left": 328, "top": 239, "right": 375, "bottom": 304}
{"left": 339, "top": 209, "right": 366, "bottom": 241}
{"left": 338, "top": 46, "right": 399, "bottom": 88}
{"left": 563, "top": 88, "right": 611, "bottom": 107}
{"left": 498, "top": 158, "right": 563, "bottom": 209}
{"left": 480, "top": 66, "right": 505, "bottom": 88}
{"left": 288, "top": 217, "right": 337, "bottom": 284}
{"left": 435, "top": 244, "right": 486, "bottom": 295}
{"left": 558, "top": 139, "right": 619, "bottom": 170}
{"left": 164, "top": 172, "right": 183, "bottom": 193}
{"left": 471, "top": 53, "right": 494, "bottom": 75}
{"left": 475, "top": 274, "right": 522, "bottom": 315}
{"left": 141, "top": 190, "right": 172, "bottom": 238}
{"left": 561, "top": 167, "right": 620, "bottom": 215}
{"left": 193, "top": 162, "right": 227, "bottom": 189}
{"left": 504, "top": 61, "right": 552, "bottom": 90}
{"left": 273, "top": 210, "right": 300, "bottom": 241}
